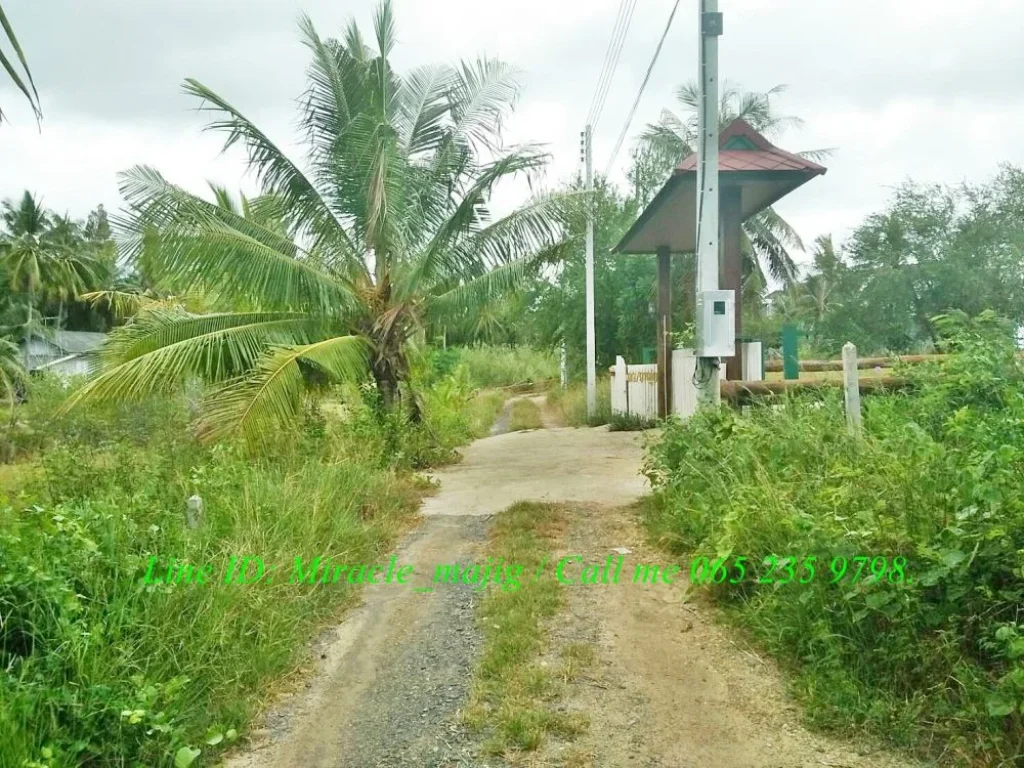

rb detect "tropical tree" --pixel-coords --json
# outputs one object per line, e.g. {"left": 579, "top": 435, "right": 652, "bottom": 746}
{"left": 68, "top": 1, "right": 569, "bottom": 446}
{"left": 640, "top": 82, "right": 830, "bottom": 284}
{"left": 0, "top": 1, "right": 41, "bottom": 123}
{"left": 1, "top": 192, "right": 98, "bottom": 322}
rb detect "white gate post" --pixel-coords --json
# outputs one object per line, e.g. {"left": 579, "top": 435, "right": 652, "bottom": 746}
{"left": 612, "top": 356, "right": 627, "bottom": 415}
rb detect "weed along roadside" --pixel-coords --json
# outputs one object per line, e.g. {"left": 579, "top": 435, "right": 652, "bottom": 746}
{"left": 5, "top": 0, "right": 1024, "bottom": 759}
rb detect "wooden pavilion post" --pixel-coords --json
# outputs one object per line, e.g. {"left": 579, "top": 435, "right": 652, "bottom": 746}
{"left": 721, "top": 186, "right": 743, "bottom": 380}
{"left": 657, "top": 245, "right": 672, "bottom": 418}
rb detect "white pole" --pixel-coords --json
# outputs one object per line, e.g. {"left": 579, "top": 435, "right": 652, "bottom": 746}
{"left": 842, "top": 342, "right": 862, "bottom": 436}
{"left": 695, "top": 0, "right": 722, "bottom": 406}
{"left": 585, "top": 124, "right": 597, "bottom": 417}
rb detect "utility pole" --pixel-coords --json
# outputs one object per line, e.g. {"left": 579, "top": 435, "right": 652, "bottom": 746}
{"left": 583, "top": 125, "right": 597, "bottom": 417}
{"left": 694, "top": 0, "right": 729, "bottom": 407}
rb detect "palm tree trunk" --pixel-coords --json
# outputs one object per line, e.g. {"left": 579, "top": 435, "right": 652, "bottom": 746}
{"left": 374, "top": 366, "right": 399, "bottom": 409}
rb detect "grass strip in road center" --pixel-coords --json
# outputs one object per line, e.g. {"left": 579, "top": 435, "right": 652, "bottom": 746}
{"left": 462, "top": 502, "right": 589, "bottom": 756}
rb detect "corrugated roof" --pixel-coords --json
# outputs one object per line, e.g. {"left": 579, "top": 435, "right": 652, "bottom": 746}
{"left": 674, "top": 118, "right": 827, "bottom": 175}
{"left": 52, "top": 331, "right": 107, "bottom": 354}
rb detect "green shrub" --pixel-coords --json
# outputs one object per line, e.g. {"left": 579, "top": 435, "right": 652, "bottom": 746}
{"left": 607, "top": 412, "right": 656, "bottom": 431}
{"left": 507, "top": 398, "right": 543, "bottom": 432}
{"left": 642, "top": 312, "right": 1024, "bottom": 763}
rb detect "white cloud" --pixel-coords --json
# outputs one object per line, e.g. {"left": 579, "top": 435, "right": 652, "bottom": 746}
{"left": 1, "top": 0, "right": 1023, "bottom": 262}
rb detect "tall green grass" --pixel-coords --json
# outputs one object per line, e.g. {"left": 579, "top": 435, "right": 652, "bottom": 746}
{"left": 642, "top": 312, "right": 1024, "bottom": 764}
{"left": 0, "top": 366, "right": 484, "bottom": 767}
{"left": 455, "top": 345, "right": 558, "bottom": 389}
{"left": 507, "top": 398, "right": 543, "bottom": 432}
{"left": 546, "top": 378, "right": 611, "bottom": 427}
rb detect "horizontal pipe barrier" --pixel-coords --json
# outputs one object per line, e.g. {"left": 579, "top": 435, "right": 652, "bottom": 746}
{"left": 720, "top": 376, "right": 910, "bottom": 404}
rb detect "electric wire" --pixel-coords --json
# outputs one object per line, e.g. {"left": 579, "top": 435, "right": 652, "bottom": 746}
{"left": 593, "top": 0, "right": 638, "bottom": 131}
{"left": 586, "top": 0, "right": 639, "bottom": 132}
{"left": 585, "top": 0, "right": 629, "bottom": 126}
{"left": 586, "top": 0, "right": 635, "bottom": 129}
{"left": 603, "top": 0, "right": 682, "bottom": 178}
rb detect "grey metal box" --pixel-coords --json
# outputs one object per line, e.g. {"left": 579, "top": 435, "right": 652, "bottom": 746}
{"left": 695, "top": 290, "right": 735, "bottom": 357}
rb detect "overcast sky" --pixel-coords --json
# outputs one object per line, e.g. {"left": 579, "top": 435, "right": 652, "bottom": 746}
{"left": 2, "top": 0, "right": 1023, "bottom": 266}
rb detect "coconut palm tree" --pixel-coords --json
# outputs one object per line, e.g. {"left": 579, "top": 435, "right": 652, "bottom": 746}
{"left": 0, "top": 1, "right": 41, "bottom": 123}
{"left": 1, "top": 192, "right": 100, "bottom": 365}
{"left": 640, "top": 82, "right": 831, "bottom": 284}
{"left": 802, "top": 234, "right": 844, "bottom": 326}
{"left": 1, "top": 192, "right": 98, "bottom": 317}
{"left": 67, "top": 1, "right": 570, "bottom": 447}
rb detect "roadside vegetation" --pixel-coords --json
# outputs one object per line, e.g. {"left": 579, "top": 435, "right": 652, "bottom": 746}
{"left": 0, "top": 341, "right": 513, "bottom": 766}
{"left": 546, "top": 379, "right": 612, "bottom": 427}
{"left": 507, "top": 399, "right": 543, "bottom": 432}
{"left": 456, "top": 346, "right": 558, "bottom": 390}
{"left": 463, "top": 502, "right": 589, "bottom": 756}
{"left": 642, "top": 311, "right": 1024, "bottom": 764}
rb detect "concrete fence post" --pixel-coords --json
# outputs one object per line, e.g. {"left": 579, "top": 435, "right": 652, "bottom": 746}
{"left": 186, "top": 495, "right": 204, "bottom": 529}
{"left": 842, "top": 342, "right": 862, "bottom": 436}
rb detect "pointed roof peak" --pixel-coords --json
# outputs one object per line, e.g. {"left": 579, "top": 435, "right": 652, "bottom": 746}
{"left": 675, "top": 118, "right": 826, "bottom": 175}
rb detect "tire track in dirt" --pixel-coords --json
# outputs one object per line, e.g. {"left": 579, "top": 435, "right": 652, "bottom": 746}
{"left": 533, "top": 503, "right": 922, "bottom": 768}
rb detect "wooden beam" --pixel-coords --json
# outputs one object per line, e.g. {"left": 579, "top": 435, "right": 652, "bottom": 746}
{"left": 720, "top": 376, "right": 910, "bottom": 404}
{"left": 765, "top": 353, "right": 959, "bottom": 373}
{"left": 721, "top": 186, "right": 743, "bottom": 380}
{"left": 657, "top": 246, "right": 672, "bottom": 418}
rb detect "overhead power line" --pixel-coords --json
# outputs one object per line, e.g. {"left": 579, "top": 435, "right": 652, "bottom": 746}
{"left": 604, "top": 0, "right": 682, "bottom": 177}
{"left": 586, "top": 0, "right": 629, "bottom": 124}
{"left": 586, "top": 0, "right": 639, "bottom": 133}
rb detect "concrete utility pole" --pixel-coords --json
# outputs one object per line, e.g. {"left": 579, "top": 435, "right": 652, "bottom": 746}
{"left": 694, "top": 0, "right": 728, "bottom": 407}
{"left": 583, "top": 124, "right": 597, "bottom": 417}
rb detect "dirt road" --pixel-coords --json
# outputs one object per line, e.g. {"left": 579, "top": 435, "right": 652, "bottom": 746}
{"left": 227, "top": 419, "right": 917, "bottom": 768}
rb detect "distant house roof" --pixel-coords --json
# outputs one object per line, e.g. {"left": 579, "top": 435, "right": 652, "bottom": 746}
{"left": 21, "top": 331, "right": 107, "bottom": 372}
{"left": 50, "top": 331, "right": 107, "bottom": 355}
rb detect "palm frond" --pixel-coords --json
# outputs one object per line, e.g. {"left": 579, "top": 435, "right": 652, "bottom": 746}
{"left": 117, "top": 166, "right": 360, "bottom": 314}
{"left": 400, "top": 148, "right": 556, "bottom": 297}
{"left": 182, "top": 78, "right": 355, "bottom": 256}
{"left": 427, "top": 241, "right": 570, "bottom": 319}
{"left": 448, "top": 58, "right": 521, "bottom": 153}
{"left": 752, "top": 206, "right": 805, "bottom": 252}
{"left": 63, "top": 310, "right": 325, "bottom": 410}
{"left": 797, "top": 147, "right": 835, "bottom": 163}
{"left": 196, "top": 334, "right": 369, "bottom": 446}
{"left": 0, "top": 2, "right": 41, "bottom": 123}
{"left": 396, "top": 64, "right": 454, "bottom": 157}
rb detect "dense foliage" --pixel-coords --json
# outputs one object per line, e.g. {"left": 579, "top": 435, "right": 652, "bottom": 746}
{"left": 70, "top": 0, "right": 570, "bottom": 449}
{"left": 0, "top": 192, "right": 119, "bottom": 340}
{"left": 774, "top": 168, "right": 1024, "bottom": 356}
{"left": 642, "top": 312, "right": 1024, "bottom": 762}
{"left": 0, "top": 352, "right": 506, "bottom": 766}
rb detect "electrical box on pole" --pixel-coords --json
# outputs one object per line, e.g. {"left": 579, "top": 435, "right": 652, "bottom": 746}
{"left": 695, "top": 290, "right": 735, "bottom": 358}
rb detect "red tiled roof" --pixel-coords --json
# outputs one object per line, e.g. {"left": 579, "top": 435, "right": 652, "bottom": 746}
{"left": 675, "top": 118, "right": 826, "bottom": 175}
